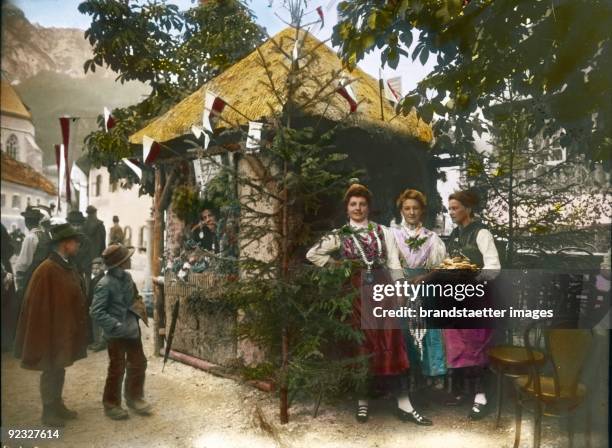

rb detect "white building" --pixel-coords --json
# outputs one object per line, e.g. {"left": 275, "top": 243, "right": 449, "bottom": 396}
{"left": 87, "top": 166, "right": 152, "bottom": 280}
{"left": 1, "top": 80, "right": 56, "bottom": 231}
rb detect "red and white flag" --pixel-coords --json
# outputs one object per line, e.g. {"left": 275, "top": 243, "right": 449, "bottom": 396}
{"left": 143, "top": 135, "right": 161, "bottom": 165}
{"left": 104, "top": 107, "right": 116, "bottom": 132}
{"left": 384, "top": 76, "right": 402, "bottom": 105}
{"left": 59, "top": 117, "right": 79, "bottom": 203}
{"left": 316, "top": 6, "right": 324, "bottom": 29}
{"left": 202, "top": 91, "right": 226, "bottom": 149}
{"left": 336, "top": 76, "right": 358, "bottom": 113}
{"left": 54, "top": 144, "right": 62, "bottom": 211}
{"left": 122, "top": 158, "right": 142, "bottom": 179}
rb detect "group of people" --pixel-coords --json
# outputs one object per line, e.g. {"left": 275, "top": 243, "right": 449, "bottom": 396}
{"left": 2, "top": 206, "right": 150, "bottom": 427}
{"left": 307, "top": 184, "right": 501, "bottom": 424}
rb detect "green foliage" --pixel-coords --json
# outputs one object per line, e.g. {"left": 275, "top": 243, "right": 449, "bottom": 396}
{"left": 171, "top": 185, "right": 200, "bottom": 222}
{"left": 332, "top": 0, "right": 611, "bottom": 162}
{"left": 78, "top": 0, "right": 266, "bottom": 191}
{"left": 225, "top": 262, "right": 368, "bottom": 402}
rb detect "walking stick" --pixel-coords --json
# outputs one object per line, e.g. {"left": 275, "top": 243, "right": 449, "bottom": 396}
{"left": 162, "top": 299, "right": 180, "bottom": 372}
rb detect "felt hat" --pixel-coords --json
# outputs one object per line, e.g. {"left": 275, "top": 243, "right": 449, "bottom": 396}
{"left": 102, "top": 244, "right": 135, "bottom": 269}
{"left": 50, "top": 223, "right": 82, "bottom": 242}
{"left": 67, "top": 210, "right": 86, "bottom": 224}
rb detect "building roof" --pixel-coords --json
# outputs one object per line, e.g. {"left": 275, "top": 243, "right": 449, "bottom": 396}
{"left": 1, "top": 151, "right": 56, "bottom": 195}
{"left": 130, "top": 27, "right": 432, "bottom": 145}
{"left": 1, "top": 80, "right": 32, "bottom": 120}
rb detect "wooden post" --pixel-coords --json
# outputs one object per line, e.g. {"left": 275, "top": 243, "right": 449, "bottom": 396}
{"left": 152, "top": 167, "right": 164, "bottom": 356}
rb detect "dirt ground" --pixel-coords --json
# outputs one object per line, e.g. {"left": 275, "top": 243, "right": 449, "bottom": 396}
{"left": 1, "top": 325, "right": 606, "bottom": 448}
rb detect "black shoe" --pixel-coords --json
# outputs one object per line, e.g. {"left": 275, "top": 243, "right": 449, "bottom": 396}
{"left": 468, "top": 402, "right": 488, "bottom": 420}
{"left": 355, "top": 404, "right": 369, "bottom": 423}
{"left": 396, "top": 408, "right": 433, "bottom": 426}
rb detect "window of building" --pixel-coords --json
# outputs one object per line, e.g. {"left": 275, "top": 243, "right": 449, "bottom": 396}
{"left": 26, "top": 196, "right": 31, "bottom": 207}
{"left": 1, "top": 194, "right": 5, "bottom": 208}
{"left": 138, "top": 226, "right": 147, "bottom": 251}
{"left": 124, "top": 226, "right": 132, "bottom": 247}
{"left": 36, "top": 198, "right": 41, "bottom": 205}
{"left": 95, "top": 174, "right": 102, "bottom": 197}
{"left": 6, "top": 134, "right": 19, "bottom": 159}
{"left": 12, "top": 195, "right": 21, "bottom": 209}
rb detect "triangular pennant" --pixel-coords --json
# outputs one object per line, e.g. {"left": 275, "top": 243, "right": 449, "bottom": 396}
{"left": 122, "top": 158, "right": 143, "bottom": 179}
{"left": 104, "top": 107, "right": 116, "bottom": 132}
{"left": 143, "top": 135, "right": 161, "bottom": 164}
{"left": 336, "top": 76, "right": 358, "bottom": 113}
{"left": 202, "top": 91, "right": 226, "bottom": 149}
{"left": 316, "top": 6, "right": 325, "bottom": 29}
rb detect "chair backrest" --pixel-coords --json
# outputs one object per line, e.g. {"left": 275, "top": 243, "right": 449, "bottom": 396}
{"left": 546, "top": 328, "right": 592, "bottom": 398}
{"left": 524, "top": 319, "right": 592, "bottom": 399}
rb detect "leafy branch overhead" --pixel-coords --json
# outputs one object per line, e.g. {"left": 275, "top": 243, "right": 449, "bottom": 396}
{"left": 78, "top": 0, "right": 266, "bottom": 190}
{"left": 332, "top": 0, "right": 611, "bottom": 161}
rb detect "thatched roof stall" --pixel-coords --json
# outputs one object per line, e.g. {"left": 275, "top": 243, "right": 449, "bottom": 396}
{"left": 130, "top": 27, "right": 435, "bottom": 366}
{"left": 130, "top": 27, "right": 434, "bottom": 223}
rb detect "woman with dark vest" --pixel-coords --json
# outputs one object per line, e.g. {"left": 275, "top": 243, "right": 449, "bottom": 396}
{"left": 307, "top": 183, "right": 431, "bottom": 425}
{"left": 444, "top": 190, "right": 500, "bottom": 420}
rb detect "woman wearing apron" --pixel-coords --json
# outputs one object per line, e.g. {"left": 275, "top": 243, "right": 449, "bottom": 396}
{"left": 445, "top": 190, "right": 500, "bottom": 420}
{"left": 390, "top": 189, "right": 447, "bottom": 387}
{"left": 307, "top": 183, "right": 432, "bottom": 425}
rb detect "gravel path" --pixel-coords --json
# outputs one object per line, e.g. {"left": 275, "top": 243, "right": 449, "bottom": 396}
{"left": 1, "top": 326, "right": 603, "bottom": 448}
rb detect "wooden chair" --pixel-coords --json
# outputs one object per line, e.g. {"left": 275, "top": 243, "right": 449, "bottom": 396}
{"left": 488, "top": 343, "right": 545, "bottom": 427}
{"left": 513, "top": 320, "right": 592, "bottom": 448}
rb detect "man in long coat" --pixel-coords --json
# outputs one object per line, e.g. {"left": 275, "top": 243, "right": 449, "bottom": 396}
{"left": 84, "top": 205, "right": 106, "bottom": 258}
{"left": 14, "top": 223, "right": 89, "bottom": 427}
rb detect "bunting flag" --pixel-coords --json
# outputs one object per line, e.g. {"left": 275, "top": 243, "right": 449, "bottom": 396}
{"left": 142, "top": 135, "right": 161, "bottom": 164}
{"left": 59, "top": 117, "right": 79, "bottom": 203}
{"left": 316, "top": 6, "right": 325, "bottom": 29}
{"left": 103, "top": 107, "right": 116, "bottom": 132}
{"left": 336, "top": 76, "right": 358, "bottom": 113}
{"left": 58, "top": 144, "right": 66, "bottom": 211}
{"left": 385, "top": 76, "right": 402, "bottom": 105}
{"left": 291, "top": 32, "right": 305, "bottom": 67}
{"left": 202, "top": 91, "right": 226, "bottom": 149}
{"left": 122, "top": 158, "right": 143, "bottom": 179}
{"left": 246, "top": 121, "right": 263, "bottom": 153}
{"left": 54, "top": 144, "right": 62, "bottom": 211}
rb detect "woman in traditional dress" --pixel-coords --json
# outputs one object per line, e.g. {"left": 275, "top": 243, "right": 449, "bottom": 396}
{"left": 306, "top": 183, "right": 432, "bottom": 425}
{"left": 390, "top": 189, "right": 447, "bottom": 386}
{"left": 444, "top": 190, "right": 500, "bottom": 420}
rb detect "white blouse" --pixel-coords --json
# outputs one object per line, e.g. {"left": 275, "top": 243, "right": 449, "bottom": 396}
{"left": 306, "top": 220, "right": 403, "bottom": 280}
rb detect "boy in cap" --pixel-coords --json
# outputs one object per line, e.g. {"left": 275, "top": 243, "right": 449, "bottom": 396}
{"left": 14, "top": 223, "right": 89, "bottom": 427}
{"left": 90, "top": 244, "right": 151, "bottom": 420}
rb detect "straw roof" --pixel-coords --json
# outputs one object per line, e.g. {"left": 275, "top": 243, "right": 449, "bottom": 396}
{"left": 130, "top": 27, "right": 432, "bottom": 146}
{"left": 1, "top": 151, "right": 56, "bottom": 196}
{"left": 1, "top": 80, "right": 32, "bottom": 120}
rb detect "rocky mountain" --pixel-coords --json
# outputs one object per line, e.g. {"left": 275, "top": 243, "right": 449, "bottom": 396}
{"left": 1, "top": 3, "right": 115, "bottom": 82}
{"left": 1, "top": 3, "right": 149, "bottom": 165}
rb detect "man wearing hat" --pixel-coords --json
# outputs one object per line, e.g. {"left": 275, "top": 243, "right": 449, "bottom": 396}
{"left": 14, "top": 206, "right": 44, "bottom": 292}
{"left": 67, "top": 210, "right": 94, "bottom": 277}
{"left": 14, "top": 223, "right": 89, "bottom": 427}
{"left": 84, "top": 205, "right": 106, "bottom": 259}
{"left": 90, "top": 244, "right": 151, "bottom": 420}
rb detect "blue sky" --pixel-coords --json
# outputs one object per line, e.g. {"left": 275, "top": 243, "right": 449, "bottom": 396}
{"left": 12, "top": 0, "right": 435, "bottom": 95}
